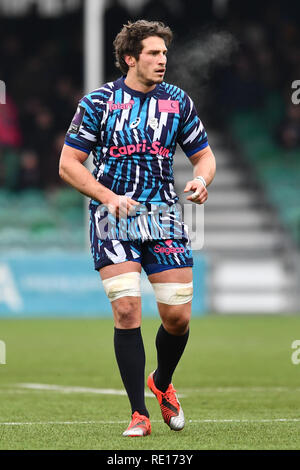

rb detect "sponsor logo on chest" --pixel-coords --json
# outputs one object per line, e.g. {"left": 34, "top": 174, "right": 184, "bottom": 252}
{"left": 109, "top": 140, "right": 170, "bottom": 158}
{"left": 108, "top": 100, "right": 134, "bottom": 111}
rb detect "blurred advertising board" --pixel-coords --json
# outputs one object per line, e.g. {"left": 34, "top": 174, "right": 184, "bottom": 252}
{"left": 0, "top": 253, "right": 207, "bottom": 317}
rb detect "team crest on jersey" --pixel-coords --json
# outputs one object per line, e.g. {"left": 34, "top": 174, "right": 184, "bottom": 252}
{"left": 148, "top": 117, "right": 158, "bottom": 130}
{"left": 158, "top": 100, "right": 179, "bottom": 114}
{"left": 68, "top": 105, "right": 86, "bottom": 134}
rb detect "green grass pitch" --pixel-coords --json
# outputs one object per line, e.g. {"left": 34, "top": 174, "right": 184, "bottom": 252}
{"left": 0, "top": 315, "right": 300, "bottom": 450}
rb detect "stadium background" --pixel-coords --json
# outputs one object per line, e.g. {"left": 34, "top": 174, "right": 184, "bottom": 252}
{"left": 1, "top": 0, "right": 300, "bottom": 452}
{"left": 0, "top": 0, "right": 299, "bottom": 316}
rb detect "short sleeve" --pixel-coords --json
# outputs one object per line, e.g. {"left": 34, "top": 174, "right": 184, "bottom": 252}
{"left": 65, "top": 95, "right": 100, "bottom": 154}
{"left": 177, "top": 94, "right": 208, "bottom": 157}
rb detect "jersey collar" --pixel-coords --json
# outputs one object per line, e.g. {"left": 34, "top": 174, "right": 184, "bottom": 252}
{"left": 117, "top": 76, "right": 161, "bottom": 99}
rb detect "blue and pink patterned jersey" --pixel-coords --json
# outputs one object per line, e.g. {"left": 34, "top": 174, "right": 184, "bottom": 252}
{"left": 65, "top": 76, "right": 208, "bottom": 241}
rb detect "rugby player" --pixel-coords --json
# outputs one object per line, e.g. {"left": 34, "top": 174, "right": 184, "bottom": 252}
{"left": 59, "top": 20, "right": 216, "bottom": 437}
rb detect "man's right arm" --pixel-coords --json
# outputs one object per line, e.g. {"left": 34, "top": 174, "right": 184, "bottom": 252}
{"left": 59, "top": 144, "right": 113, "bottom": 204}
{"left": 59, "top": 144, "right": 139, "bottom": 216}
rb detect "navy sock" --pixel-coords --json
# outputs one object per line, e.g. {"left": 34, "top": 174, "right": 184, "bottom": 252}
{"left": 114, "top": 327, "right": 149, "bottom": 418}
{"left": 154, "top": 324, "right": 189, "bottom": 393}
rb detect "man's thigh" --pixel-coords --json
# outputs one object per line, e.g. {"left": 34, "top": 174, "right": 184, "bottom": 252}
{"left": 93, "top": 237, "right": 142, "bottom": 327}
{"left": 100, "top": 260, "right": 141, "bottom": 280}
{"left": 142, "top": 237, "right": 193, "bottom": 334}
{"left": 148, "top": 266, "right": 192, "bottom": 284}
{"left": 141, "top": 238, "right": 193, "bottom": 312}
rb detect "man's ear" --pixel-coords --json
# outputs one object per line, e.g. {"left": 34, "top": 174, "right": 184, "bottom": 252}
{"left": 124, "top": 55, "right": 135, "bottom": 68}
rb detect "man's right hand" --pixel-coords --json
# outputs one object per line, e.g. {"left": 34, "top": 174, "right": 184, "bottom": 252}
{"left": 102, "top": 192, "right": 140, "bottom": 218}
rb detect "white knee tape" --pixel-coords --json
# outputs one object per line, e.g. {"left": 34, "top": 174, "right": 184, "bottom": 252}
{"left": 102, "top": 272, "right": 141, "bottom": 302}
{"left": 151, "top": 282, "right": 193, "bottom": 305}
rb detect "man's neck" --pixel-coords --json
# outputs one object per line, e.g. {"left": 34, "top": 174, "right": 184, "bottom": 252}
{"left": 124, "top": 74, "right": 156, "bottom": 94}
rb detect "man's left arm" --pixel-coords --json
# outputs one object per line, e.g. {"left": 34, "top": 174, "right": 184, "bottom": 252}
{"left": 183, "top": 145, "right": 216, "bottom": 204}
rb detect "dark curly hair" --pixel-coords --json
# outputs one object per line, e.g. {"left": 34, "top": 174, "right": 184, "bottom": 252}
{"left": 113, "top": 20, "right": 173, "bottom": 75}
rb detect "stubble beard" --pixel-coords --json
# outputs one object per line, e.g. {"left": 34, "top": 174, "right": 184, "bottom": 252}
{"left": 137, "top": 68, "right": 165, "bottom": 88}
{"left": 146, "top": 77, "right": 163, "bottom": 86}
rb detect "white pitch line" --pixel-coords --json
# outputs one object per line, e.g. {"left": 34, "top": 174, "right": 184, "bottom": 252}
{"left": 15, "top": 383, "right": 155, "bottom": 398}
{"left": 0, "top": 420, "right": 129, "bottom": 426}
{"left": 14, "top": 383, "right": 300, "bottom": 396}
{"left": 1, "top": 418, "right": 300, "bottom": 427}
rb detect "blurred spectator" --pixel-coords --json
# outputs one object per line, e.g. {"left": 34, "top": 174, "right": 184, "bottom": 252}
{"left": 0, "top": 95, "right": 22, "bottom": 149}
{"left": 0, "top": 94, "right": 22, "bottom": 190}
{"left": 276, "top": 102, "right": 300, "bottom": 149}
{"left": 45, "top": 132, "right": 67, "bottom": 190}
{"left": 52, "top": 77, "right": 80, "bottom": 130}
{"left": 15, "top": 150, "right": 41, "bottom": 190}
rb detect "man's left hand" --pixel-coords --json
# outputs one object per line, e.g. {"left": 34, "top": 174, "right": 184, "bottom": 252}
{"left": 183, "top": 180, "right": 208, "bottom": 204}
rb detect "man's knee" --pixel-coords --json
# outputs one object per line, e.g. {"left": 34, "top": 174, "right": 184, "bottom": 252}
{"left": 113, "top": 297, "right": 141, "bottom": 329}
{"left": 161, "top": 307, "right": 191, "bottom": 335}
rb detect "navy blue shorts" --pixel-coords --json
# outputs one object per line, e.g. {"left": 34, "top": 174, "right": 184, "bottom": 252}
{"left": 90, "top": 211, "right": 193, "bottom": 275}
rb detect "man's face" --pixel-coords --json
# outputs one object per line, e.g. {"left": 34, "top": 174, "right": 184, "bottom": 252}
{"left": 133, "top": 36, "right": 167, "bottom": 87}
